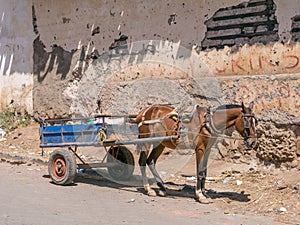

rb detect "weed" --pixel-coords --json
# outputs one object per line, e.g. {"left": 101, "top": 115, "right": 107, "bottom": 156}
{"left": 0, "top": 107, "right": 30, "bottom": 132}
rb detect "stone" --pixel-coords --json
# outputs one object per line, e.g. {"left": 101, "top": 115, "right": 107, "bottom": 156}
{"left": 239, "top": 156, "right": 250, "bottom": 165}
{"left": 232, "top": 152, "right": 242, "bottom": 159}
{"left": 296, "top": 139, "right": 300, "bottom": 156}
{"left": 291, "top": 159, "right": 299, "bottom": 168}
{"left": 217, "top": 142, "right": 227, "bottom": 158}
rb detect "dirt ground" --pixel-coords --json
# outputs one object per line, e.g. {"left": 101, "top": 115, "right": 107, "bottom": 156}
{"left": 0, "top": 122, "right": 299, "bottom": 224}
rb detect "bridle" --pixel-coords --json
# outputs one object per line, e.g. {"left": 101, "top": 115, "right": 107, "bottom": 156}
{"left": 242, "top": 113, "right": 258, "bottom": 140}
{"left": 204, "top": 108, "right": 258, "bottom": 142}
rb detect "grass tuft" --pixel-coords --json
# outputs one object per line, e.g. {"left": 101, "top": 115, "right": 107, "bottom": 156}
{"left": 0, "top": 107, "right": 31, "bottom": 132}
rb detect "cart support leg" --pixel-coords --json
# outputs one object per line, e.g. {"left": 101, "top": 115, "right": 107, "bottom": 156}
{"left": 68, "top": 146, "right": 86, "bottom": 164}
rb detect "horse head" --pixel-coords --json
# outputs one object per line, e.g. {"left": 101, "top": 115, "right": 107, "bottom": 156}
{"left": 235, "top": 102, "right": 259, "bottom": 149}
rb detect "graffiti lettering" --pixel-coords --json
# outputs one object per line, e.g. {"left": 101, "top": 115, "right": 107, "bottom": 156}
{"left": 279, "top": 85, "right": 290, "bottom": 98}
{"left": 215, "top": 66, "right": 226, "bottom": 74}
{"left": 231, "top": 59, "right": 246, "bottom": 73}
{"left": 232, "top": 81, "right": 299, "bottom": 118}
{"left": 213, "top": 49, "right": 300, "bottom": 75}
{"left": 259, "top": 55, "right": 276, "bottom": 69}
{"left": 283, "top": 55, "right": 299, "bottom": 69}
{"left": 296, "top": 90, "right": 300, "bottom": 109}
{"left": 249, "top": 57, "right": 254, "bottom": 70}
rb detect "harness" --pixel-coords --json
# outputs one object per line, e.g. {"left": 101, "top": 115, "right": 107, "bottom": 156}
{"left": 138, "top": 109, "right": 178, "bottom": 126}
{"left": 241, "top": 113, "right": 257, "bottom": 139}
{"left": 138, "top": 105, "right": 258, "bottom": 142}
{"left": 204, "top": 108, "right": 258, "bottom": 139}
{"left": 204, "top": 108, "right": 223, "bottom": 136}
{"left": 181, "top": 105, "right": 198, "bottom": 123}
{"left": 138, "top": 108, "right": 180, "bottom": 137}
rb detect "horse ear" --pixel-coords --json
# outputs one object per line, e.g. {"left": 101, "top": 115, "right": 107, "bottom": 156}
{"left": 249, "top": 101, "right": 254, "bottom": 110}
{"left": 241, "top": 102, "right": 246, "bottom": 113}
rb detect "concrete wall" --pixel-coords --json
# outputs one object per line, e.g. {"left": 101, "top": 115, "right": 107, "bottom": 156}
{"left": 29, "top": 0, "right": 300, "bottom": 123}
{"left": 0, "top": 0, "right": 299, "bottom": 117}
{"left": 0, "top": 0, "right": 299, "bottom": 166}
{"left": 0, "top": 0, "right": 33, "bottom": 113}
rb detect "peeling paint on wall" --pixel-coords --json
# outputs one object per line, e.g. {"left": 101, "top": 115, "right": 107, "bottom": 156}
{"left": 201, "top": 0, "right": 279, "bottom": 50}
{"left": 291, "top": 15, "right": 300, "bottom": 42}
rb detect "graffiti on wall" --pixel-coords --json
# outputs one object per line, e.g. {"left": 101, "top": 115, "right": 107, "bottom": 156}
{"left": 222, "top": 78, "right": 300, "bottom": 121}
{"left": 201, "top": 42, "right": 300, "bottom": 76}
{"left": 214, "top": 53, "right": 299, "bottom": 75}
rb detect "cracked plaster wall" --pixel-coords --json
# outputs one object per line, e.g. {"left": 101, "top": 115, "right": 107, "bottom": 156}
{"left": 0, "top": 0, "right": 299, "bottom": 166}
{"left": 0, "top": 0, "right": 33, "bottom": 113}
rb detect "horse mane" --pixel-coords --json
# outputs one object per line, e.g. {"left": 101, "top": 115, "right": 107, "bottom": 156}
{"left": 216, "top": 104, "right": 241, "bottom": 110}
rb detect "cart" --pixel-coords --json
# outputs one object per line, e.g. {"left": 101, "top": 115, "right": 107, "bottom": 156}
{"left": 40, "top": 115, "right": 178, "bottom": 185}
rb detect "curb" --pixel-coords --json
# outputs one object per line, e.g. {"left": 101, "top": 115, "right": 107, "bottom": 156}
{"left": 0, "top": 152, "right": 47, "bottom": 166}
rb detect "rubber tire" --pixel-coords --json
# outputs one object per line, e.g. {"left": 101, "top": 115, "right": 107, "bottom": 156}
{"left": 48, "top": 148, "right": 77, "bottom": 185}
{"left": 107, "top": 146, "right": 135, "bottom": 181}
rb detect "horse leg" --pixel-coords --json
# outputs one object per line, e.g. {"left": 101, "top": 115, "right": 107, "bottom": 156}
{"left": 200, "top": 147, "right": 213, "bottom": 199}
{"left": 138, "top": 145, "right": 156, "bottom": 196}
{"left": 195, "top": 147, "right": 211, "bottom": 204}
{"left": 146, "top": 143, "right": 166, "bottom": 197}
{"left": 195, "top": 140, "right": 215, "bottom": 203}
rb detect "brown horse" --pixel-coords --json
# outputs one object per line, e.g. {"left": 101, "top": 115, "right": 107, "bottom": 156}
{"left": 135, "top": 105, "right": 181, "bottom": 196}
{"left": 136, "top": 102, "right": 258, "bottom": 203}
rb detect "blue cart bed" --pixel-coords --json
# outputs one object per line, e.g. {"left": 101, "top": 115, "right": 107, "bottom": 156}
{"left": 39, "top": 117, "right": 140, "bottom": 148}
{"left": 40, "top": 117, "right": 178, "bottom": 148}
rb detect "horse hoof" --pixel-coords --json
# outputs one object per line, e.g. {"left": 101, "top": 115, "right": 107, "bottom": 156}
{"left": 147, "top": 189, "right": 157, "bottom": 197}
{"left": 157, "top": 190, "right": 167, "bottom": 197}
{"left": 196, "top": 192, "right": 212, "bottom": 204}
{"left": 144, "top": 185, "right": 156, "bottom": 197}
{"left": 197, "top": 197, "right": 211, "bottom": 204}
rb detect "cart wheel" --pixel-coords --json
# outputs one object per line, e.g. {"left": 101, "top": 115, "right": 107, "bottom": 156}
{"left": 48, "top": 148, "right": 77, "bottom": 185}
{"left": 107, "top": 146, "right": 134, "bottom": 180}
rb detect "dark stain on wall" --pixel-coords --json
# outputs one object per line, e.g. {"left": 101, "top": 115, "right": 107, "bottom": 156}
{"left": 168, "top": 13, "right": 177, "bottom": 25}
{"left": 91, "top": 26, "right": 100, "bottom": 36}
{"left": 33, "top": 36, "right": 76, "bottom": 82}
{"left": 291, "top": 15, "right": 300, "bottom": 42}
{"left": 109, "top": 34, "right": 128, "bottom": 50}
{"left": 62, "top": 17, "right": 71, "bottom": 24}
{"left": 201, "top": 0, "right": 279, "bottom": 50}
{"left": 32, "top": 4, "right": 39, "bottom": 35}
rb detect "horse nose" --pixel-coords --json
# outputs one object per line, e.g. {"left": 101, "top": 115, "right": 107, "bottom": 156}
{"left": 246, "top": 139, "right": 259, "bottom": 149}
{"left": 249, "top": 140, "right": 259, "bottom": 150}
{"left": 252, "top": 141, "right": 259, "bottom": 150}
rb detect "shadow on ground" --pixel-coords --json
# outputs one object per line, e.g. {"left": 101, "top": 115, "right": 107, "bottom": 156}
{"left": 43, "top": 171, "right": 251, "bottom": 203}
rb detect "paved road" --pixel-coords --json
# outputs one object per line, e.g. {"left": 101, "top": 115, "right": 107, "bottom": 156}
{"left": 0, "top": 162, "right": 285, "bottom": 225}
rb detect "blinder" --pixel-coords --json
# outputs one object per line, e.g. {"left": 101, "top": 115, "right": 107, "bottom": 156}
{"left": 242, "top": 114, "right": 258, "bottom": 126}
{"left": 242, "top": 113, "right": 258, "bottom": 139}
